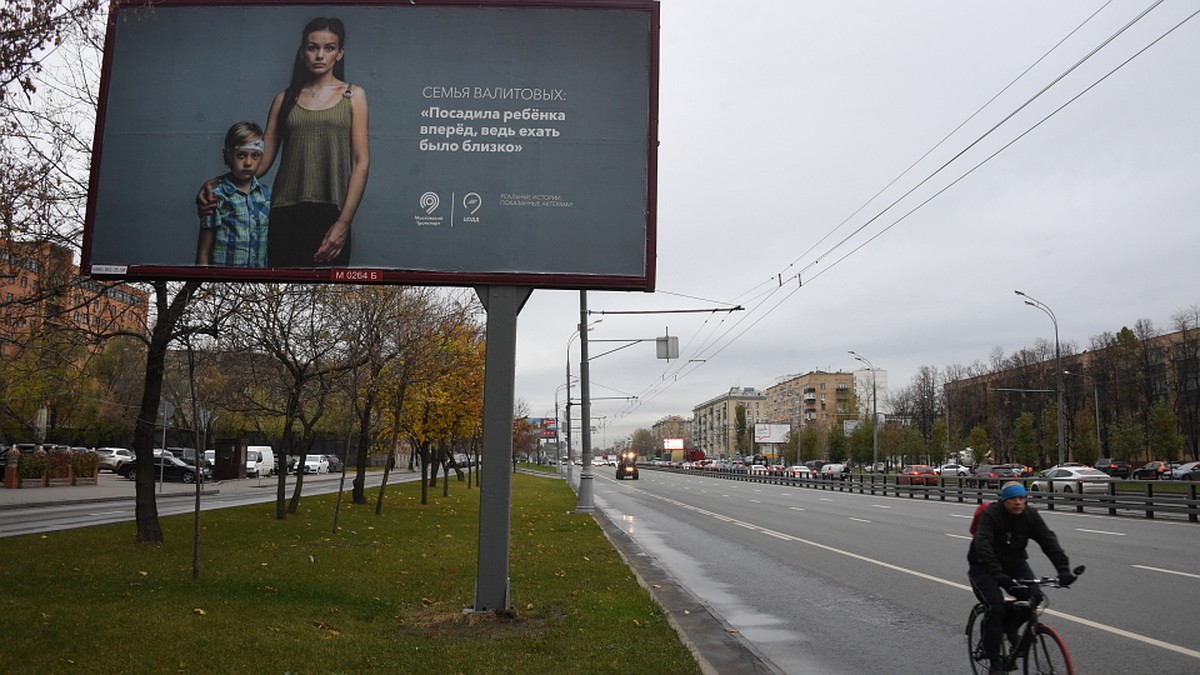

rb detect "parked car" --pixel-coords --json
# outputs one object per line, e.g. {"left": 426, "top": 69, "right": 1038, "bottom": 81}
{"left": 748, "top": 464, "right": 769, "bottom": 475}
{"left": 1171, "top": 461, "right": 1200, "bottom": 480}
{"left": 786, "top": 465, "right": 812, "bottom": 478}
{"left": 1093, "top": 458, "right": 1131, "bottom": 478}
{"left": 936, "top": 463, "right": 970, "bottom": 476}
{"left": 324, "top": 454, "right": 344, "bottom": 473}
{"left": 1030, "top": 467, "right": 1111, "bottom": 494}
{"left": 968, "top": 464, "right": 1020, "bottom": 488}
{"left": 117, "top": 455, "right": 211, "bottom": 483}
{"left": 896, "top": 464, "right": 939, "bottom": 485}
{"left": 95, "top": 447, "right": 135, "bottom": 472}
{"left": 1132, "top": 461, "right": 1171, "bottom": 480}
{"left": 302, "top": 454, "right": 329, "bottom": 474}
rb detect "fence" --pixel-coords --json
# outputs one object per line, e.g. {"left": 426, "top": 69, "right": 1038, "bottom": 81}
{"left": 648, "top": 467, "right": 1200, "bottom": 523}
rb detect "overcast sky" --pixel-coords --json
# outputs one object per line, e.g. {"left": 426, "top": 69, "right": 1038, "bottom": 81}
{"left": 512, "top": 0, "right": 1200, "bottom": 447}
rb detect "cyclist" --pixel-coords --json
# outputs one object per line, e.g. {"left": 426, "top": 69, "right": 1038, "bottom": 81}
{"left": 968, "top": 481, "right": 1077, "bottom": 674}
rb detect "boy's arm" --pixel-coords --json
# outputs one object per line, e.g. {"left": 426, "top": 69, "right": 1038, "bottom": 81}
{"left": 196, "top": 228, "right": 214, "bottom": 265}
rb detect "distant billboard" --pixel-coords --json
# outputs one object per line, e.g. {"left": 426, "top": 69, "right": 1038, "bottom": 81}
{"left": 662, "top": 437, "right": 684, "bottom": 450}
{"left": 753, "top": 423, "right": 790, "bottom": 444}
{"left": 83, "top": 0, "right": 659, "bottom": 290}
{"left": 528, "top": 417, "right": 558, "bottom": 439}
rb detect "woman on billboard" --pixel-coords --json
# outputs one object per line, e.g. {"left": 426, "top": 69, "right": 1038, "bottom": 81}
{"left": 200, "top": 17, "right": 369, "bottom": 267}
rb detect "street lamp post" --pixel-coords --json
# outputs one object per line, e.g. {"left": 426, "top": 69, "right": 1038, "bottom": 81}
{"left": 565, "top": 318, "right": 601, "bottom": 484}
{"left": 1015, "top": 290, "right": 1066, "bottom": 467}
{"left": 848, "top": 351, "right": 879, "bottom": 470}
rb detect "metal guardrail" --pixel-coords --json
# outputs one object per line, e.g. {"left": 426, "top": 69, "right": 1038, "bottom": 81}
{"left": 643, "top": 467, "right": 1200, "bottom": 523}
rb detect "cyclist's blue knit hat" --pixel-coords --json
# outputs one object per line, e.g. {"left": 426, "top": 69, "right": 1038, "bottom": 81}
{"left": 1000, "top": 483, "right": 1027, "bottom": 501}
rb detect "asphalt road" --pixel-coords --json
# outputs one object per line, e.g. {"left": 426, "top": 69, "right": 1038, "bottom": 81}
{"left": 586, "top": 468, "right": 1200, "bottom": 675}
{"left": 0, "top": 471, "right": 397, "bottom": 538}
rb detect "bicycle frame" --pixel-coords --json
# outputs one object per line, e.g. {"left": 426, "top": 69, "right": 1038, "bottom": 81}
{"left": 966, "top": 566, "right": 1083, "bottom": 675}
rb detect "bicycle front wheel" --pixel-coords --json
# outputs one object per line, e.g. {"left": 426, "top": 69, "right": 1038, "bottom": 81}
{"left": 1023, "top": 624, "right": 1074, "bottom": 675}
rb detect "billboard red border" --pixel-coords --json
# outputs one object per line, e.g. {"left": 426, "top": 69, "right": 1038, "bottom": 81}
{"left": 83, "top": 0, "right": 659, "bottom": 291}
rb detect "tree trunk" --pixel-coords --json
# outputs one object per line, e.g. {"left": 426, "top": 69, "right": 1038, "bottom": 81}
{"left": 132, "top": 281, "right": 200, "bottom": 545}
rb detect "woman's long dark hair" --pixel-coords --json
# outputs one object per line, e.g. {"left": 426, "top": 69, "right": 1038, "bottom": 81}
{"left": 277, "top": 17, "right": 347, "bottom": 132}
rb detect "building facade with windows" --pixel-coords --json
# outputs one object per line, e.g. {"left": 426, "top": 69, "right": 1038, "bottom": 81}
{"left": 765, "top": 371, "right": 855, "bottom": 433}
{"left": 692, "top": 387, "right": 765, "bottom": 459}
{"left": 0, "top": 240, "right": 148, "bottom": 353}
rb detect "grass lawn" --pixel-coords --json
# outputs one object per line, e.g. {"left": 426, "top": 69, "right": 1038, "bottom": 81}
{"left": 0, "top": 473, "right": 700, "bottom": 674}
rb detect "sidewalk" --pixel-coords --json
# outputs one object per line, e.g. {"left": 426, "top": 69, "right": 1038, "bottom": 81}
{"left": 0, "top": 471, "right": 351, "bottom": 510}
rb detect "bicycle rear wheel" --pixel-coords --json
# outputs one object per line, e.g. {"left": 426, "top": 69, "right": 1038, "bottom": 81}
{"left": 1023, "top": 624, "right": 1073, "bottom": 675}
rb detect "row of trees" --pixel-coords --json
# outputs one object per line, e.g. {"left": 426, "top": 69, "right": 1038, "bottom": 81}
{"left": 874, "top": 313, "right": 1198, "bottom": 469}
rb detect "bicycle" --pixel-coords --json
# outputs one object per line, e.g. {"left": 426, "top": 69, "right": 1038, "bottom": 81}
{"left": 966, "top": 566, "right": 1085, "bottom": 675}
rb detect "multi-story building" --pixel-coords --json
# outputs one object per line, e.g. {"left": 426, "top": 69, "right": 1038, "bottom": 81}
{"left": 764, "top": 371, "right": 855, "bottom": 433}
{"left": 0, "top": 239, "right": 148, "bottom": 353}
{"left": 692, "top": 387, "right": 765, "bottom": 458}
{"left": 944, "top": 326, "right": 1200, "bottom": 464}
{"left": 651, "top": 414, "right": 692, "bottom": 450}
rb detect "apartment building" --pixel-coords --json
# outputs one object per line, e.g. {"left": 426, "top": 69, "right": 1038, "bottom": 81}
{"left": 692, "top": 387, "right": 765, "bottom": 458}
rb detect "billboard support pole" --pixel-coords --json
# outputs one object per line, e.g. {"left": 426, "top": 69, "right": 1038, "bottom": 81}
{"left": 472, "top": 285, "right": 531, "bottom": 613}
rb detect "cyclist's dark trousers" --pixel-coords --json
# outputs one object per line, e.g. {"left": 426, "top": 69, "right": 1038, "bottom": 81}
{"left": 969, "top": 563, "right": 1042, "bottom": 664}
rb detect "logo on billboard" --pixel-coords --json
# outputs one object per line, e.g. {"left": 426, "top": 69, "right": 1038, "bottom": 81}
{"left": 420, "top": 192, "right": 440, "bottom": 214}
{"left": 463, "top": 192, "right": 482, "bottom": 214}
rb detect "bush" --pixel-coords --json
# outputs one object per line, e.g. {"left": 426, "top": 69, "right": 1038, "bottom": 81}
{"left": 48, "top": 450, "right": 72, "bottom": 478}
{"left": 18, "top": 450, "right": 49, "bottom": 479}
{"left": 72, "top": 451, "right": 100, "bottom": 477}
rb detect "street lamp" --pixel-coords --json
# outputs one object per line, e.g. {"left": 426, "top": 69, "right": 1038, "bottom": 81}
{"left": 565, "top": 318, "right": 601, "bottom": 483}
{"left": 1015, "top": 290, "right": 1066, "bottom": 467}
{"left": 848, "top": 351, "right": 879, "bottom": 469}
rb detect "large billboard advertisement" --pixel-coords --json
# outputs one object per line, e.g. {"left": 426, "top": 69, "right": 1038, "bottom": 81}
{"left": 83, "top": 0, "right": 659, "bottom": 290}
{"left": 753, "top": 423, "right": 790, "bottom": 444}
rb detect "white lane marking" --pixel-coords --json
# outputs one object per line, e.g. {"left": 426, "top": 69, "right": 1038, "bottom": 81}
{"left": 1075, "top": 528, "right": 1125, "bottom": 536}
{"left": 789, "top": 507, "right": 805, "bottom": 511}
{"left": 946, "top": 533, "right": 972, "bottom": 540}
{"left": 819, "top": 498, "right": 833, "bottom": 502}
{"left": 640, "top": 490, "right": 1200, "bottom": 662}
{"left": 749, "top": 499, "right": 761, "bottom": 504}
{"left": 950, "top": 514, "right": 972, "bottom": 519}
{"left": 848, "top": 517, "right": 871, "bottom": 523}
{"left": 1132, "top": 564, "right": 1200, "bottom": 580}
{"left": 871, "top": 504, "right": 892, "bottom": 509}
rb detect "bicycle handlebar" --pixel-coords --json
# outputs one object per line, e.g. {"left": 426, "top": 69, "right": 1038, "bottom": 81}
{"left": 1014, "top": 564, "right": 1086, "bottom": 589}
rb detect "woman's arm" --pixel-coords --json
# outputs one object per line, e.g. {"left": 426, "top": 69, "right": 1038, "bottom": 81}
{"left": 314, "top": 86, "right": 370, "bottom": 262}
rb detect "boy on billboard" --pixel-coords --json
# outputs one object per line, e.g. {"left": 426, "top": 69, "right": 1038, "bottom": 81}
{"left": 196, "top": 122, "right": 271, "bottom": 268}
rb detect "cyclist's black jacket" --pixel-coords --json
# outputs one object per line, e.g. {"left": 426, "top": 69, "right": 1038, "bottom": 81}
{"left": 968, "top": 501, "right": 1070, "bottom": 578}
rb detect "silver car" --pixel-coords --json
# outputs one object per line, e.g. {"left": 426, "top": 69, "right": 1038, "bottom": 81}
{"left": 95, "top": 447, "right": 135, "bottom": 472}
{"left": 1030, "top": 467, "right": 1111, "bottom": 494}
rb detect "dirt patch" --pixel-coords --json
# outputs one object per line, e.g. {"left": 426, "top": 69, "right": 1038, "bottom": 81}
{"left": 393, "top": 605, "right": 564, "bottom": 640}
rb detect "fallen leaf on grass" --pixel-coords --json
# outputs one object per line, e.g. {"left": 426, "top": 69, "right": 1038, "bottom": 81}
{"left": 192, "top": 608, "right": 206, "bottom": 616}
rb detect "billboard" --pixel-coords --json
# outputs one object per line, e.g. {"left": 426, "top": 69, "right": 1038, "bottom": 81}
{"left": 527, "top": 417, "right": 558, "bottom": 439}
{"left": 662, "top": 437, "right": 684, "bottom": 450}
{"left": 753, "top": 423, "right": 790, "bottom": 444}
{"left": 83, "top": 0, "right": 659, "bottom": 290}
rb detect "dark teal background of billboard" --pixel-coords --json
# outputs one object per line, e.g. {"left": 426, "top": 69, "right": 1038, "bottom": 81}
{"left": 88, "top": 4, "right": 652, "bottom": 279}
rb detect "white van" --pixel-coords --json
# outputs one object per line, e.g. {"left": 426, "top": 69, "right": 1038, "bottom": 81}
{"left": 246, "top": 446, "right": 275, "bottom": 478}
